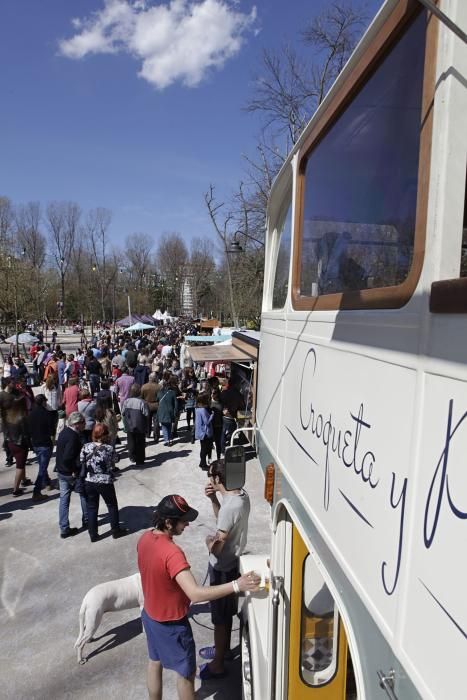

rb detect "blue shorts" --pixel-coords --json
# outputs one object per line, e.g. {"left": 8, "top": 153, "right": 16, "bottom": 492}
{"left": 208, "top": 564, "right": 239, "bottom": 625}
{"left": 141, "top": 609, "right": 196, "bottom": 678}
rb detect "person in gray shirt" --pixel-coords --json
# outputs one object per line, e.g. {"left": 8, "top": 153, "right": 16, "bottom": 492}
{"left": 200, "top": 458, "right": 250, "bottom": 679}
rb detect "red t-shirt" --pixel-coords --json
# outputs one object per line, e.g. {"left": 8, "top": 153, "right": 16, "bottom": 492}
{"left": 63, "top": 384, "right": 79, "bottom": 416}
{"left": 137, "top": 530, "right": 191, "bottom": 621}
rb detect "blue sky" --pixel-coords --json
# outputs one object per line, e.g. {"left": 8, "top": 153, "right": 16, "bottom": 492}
{"left": 0, "top": 0, "right": 383, "bottom": 250}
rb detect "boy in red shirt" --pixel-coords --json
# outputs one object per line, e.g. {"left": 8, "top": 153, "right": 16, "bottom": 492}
{"left": 137, "top": 495, "right": 259, "bottom": 700}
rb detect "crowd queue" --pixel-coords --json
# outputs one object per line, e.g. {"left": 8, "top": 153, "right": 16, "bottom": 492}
{"left": 0, "top": 321, "right": 256, "bottom": 699}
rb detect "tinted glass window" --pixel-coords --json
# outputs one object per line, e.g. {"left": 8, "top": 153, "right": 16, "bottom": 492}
{"left": 300, "top": 12, "right": 426, "bottom": 297}
{"left": 300, "top": 555, "right": 338, "bottom": 686}
{"left": 272, "top": 198, "right": 292, "bottom": 308}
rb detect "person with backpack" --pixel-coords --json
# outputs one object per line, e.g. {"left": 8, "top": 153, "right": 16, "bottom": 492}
{"left": 122, "top": 383, "right": 150, "bottom": 465}
{"left": 195, "top": 393, "right": 214, "bottom": 470}
{"left": 65, "top": 354, "right": 80, "bottom": 384}
{"left": 156, "top": 372, "right": 177, "bottom": 447}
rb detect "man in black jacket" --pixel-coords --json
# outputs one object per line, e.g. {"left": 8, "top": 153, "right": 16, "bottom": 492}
{"left": 125, "top": 344, "right": 138, "bottom": 374}
{"left": 28, "top": 395, "right": 56, "bottom": 501}
{"left": 55, "top": 411, "right": 87, "bottom": 538}
{"left": 85, "top": 353, "right": 102, "bottom": 397}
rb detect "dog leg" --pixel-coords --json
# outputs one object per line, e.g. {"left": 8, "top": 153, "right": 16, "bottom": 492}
{"left": 77, "top": 609, "right": 103, "bottom": 665}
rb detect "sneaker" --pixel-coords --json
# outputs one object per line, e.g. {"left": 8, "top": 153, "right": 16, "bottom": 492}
{"left": 199, "top": 646, "right": 234, "bottom": 661}
{"left": 12, "top": 488, "right": 24, "bottom": 497}
{"left": 32, "top": 492, "right": 48, "bottom": 501}
{"left": 89, "top": 534, "right": 100, "bottom": 543}
{"left": 21, "top": 478, "right": 33, "bottom": 486}
{"left": 60, "top": 527, "right": 79, "bottom": 539}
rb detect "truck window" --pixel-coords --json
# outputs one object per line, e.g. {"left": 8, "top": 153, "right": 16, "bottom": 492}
{"left": 272, "top": 197, "right": 292, "bottom": 309}
{"left": 300, "top": 554, "right": 338, "bottom": 686}
{"left": 298, "top": 11, "right": 426, "bottom": 299}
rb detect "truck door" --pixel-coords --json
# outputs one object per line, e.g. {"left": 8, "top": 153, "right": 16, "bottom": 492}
{"left": 287, "top": 525, "right": 356, "bottom": 700}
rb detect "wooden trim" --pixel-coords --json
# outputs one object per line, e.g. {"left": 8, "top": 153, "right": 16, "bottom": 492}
{"left": 232, "top": 336, "right": 259, "bottom": 358}
{"left": 291, "top": 1, "right": 438, "bottom": 311}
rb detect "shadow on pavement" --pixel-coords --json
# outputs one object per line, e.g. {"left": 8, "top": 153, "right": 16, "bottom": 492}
{"left": 0, "top": 492, "right": 59, "bottom": 515}
{"left": 83, "top": 616, "right": 143, "bottom": 662}
{"left": 195, "top": 648, "right": 242, "bottom": 700}
{"left": 117, "top": 449, "right": 192, "bottom": 473}
{"left": 118, "top": 504, "right": 154, "bottom": 533}
{"left": 0, "top": 486, "right": 16, "bottom": 497}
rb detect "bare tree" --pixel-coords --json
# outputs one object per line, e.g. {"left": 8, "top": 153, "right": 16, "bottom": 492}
{"left": 15, "top": 202, "right": 46, "bottom": 268}
{"left": 46, "top": 201, "right": 80, "bottom": 318}
{"left": 302, "top": 1, "right": 368, "bottom": 105}
{"left": 245, "top": 2, "right": 368, "bottom": 151}
{"left": 245, "top": 46, "right": 316, "bottom": 151}
{"left": 189, "top": 237, "right": 216, "bottom": 317}
{"left": 204, "top": 186, "right": 238, "bottom": 326}
{"left": 0, "top": 196, "right": 14, "bottom": 246}
{"left": 123, "top": 233, "right": 154, "bottom": 315}
{"left": 84, "top": 207, "right": 112, "bottom": 321}
{"left": 202, "top": 1, "right": 368, "bottom": 326}
{"left": 125, "top": 233, "right": 153, "bottom": 283}
{"left": 155, "top": 233, "right": 188, "bottom": 316}
{"left": 15, "top": 202, "right": 47, "bottom": 317}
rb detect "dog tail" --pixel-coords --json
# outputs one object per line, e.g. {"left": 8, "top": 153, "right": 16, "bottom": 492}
{"left": 74, "top": 603, "right": 86, "bottom": 648}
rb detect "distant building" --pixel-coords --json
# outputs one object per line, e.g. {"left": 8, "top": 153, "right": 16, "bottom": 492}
{"left": 181, "top": 273, "right": 194, "bottom": 316}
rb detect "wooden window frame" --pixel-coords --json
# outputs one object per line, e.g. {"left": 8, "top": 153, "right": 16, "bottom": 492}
{"left": 292, "top": 0, "right": 438, "bottom": 312}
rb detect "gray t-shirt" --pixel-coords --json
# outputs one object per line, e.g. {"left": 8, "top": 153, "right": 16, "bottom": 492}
{"left": 209, "top": 490, "right": 250, "bottom": 572}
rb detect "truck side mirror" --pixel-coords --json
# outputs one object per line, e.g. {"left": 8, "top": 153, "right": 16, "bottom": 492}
{"left": 224, "top": 445, "right": 246, "bottom": 490}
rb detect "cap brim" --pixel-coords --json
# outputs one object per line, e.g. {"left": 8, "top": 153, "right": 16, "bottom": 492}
{"left": 180, "top": 507, "right": 198, "bottom": 522}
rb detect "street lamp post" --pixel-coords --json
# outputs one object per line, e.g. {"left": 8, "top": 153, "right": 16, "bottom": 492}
{"left": 225, "top": 230, "right": 265, "bottom": 327}
{"left": 127, "top": 290, "right": 132, "bottom": 325}
{"left": 59, "top": 256, "right": 65, "bottom": 330}
{"left": 8, "top": 248, "right": 26, "bottom": 357}
{"left": 224, "top": 243, "right": 239, "bottom": 328}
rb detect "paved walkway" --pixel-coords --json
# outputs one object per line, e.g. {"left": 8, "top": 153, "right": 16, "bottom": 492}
{"left": 0, "top": 374, "right": 270, "bottom": 699}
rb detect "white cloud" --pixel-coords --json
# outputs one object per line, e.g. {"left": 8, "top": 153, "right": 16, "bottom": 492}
{"left": 58, "top": 0, "right": 257, "bottom": 89}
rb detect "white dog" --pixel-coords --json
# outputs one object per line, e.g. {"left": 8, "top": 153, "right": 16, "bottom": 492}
{"left": 75, "top": 572, "right": 143, "bottom": 664}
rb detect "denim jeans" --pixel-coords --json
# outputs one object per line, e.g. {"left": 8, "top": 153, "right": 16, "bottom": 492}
{"left": 151, "top": 412, "right": 160, "bottom": 442}
{"left": 84, "top": 481, "right": 120, "bottom": 538}
{"left": 58, "top": 476, "right": 88, "bottom": 533}
{"left": 89, "top": 373, "right": 100, "bottom": 397}
{"left": 33, "top": 446, "right": 52, "bottom": 492}
{"left": 160, "top": 422, "right": 172, "bottom": 444}
{"left": 186, "top": 407, "right": 195, "bottom": 428}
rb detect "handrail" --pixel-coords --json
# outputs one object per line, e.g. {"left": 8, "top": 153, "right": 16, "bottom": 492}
{"left": 270, "top": 576, "right": 284, "bottom": 700}
{"left": 417, "top": 0, "right": 466, "bottom": 44}
{"left": 230, "top": 425, "right": 256, "bottom": 447}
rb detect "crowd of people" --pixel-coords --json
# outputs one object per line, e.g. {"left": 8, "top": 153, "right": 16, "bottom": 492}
{"left": 1, "top": 319, "right": 258, "bottom": 699}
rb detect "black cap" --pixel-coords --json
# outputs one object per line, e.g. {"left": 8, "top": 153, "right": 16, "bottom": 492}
{"left": 155, "top": 495, "right": 198, "bottom": 522}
